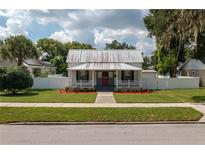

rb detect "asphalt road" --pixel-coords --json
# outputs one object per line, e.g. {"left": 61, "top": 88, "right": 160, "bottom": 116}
{"left": 0, "top": 124, "right": 205, "bottom": 144}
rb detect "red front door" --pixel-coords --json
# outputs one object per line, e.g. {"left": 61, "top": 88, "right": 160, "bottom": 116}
{"left": 102, "top": 72, "right": 109, "bottom": 86}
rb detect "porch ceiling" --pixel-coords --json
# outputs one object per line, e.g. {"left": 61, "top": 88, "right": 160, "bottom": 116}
{"left": 69, "top": 62, "right": 142, "bottom": 71}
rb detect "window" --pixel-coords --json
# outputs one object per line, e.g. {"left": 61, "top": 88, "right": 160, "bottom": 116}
{"left": 76, "top": 70, "right": 89, "bottom": 81}
{"left": 121, "top": 71, "right": 134, "bottom": 81}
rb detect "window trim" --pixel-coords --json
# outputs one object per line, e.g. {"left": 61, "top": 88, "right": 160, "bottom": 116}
{"left": 121, "top": 70, "right": 134, "bottom": 81}
{"left": 76, "top": 70, "right": 89, "bottom": 81}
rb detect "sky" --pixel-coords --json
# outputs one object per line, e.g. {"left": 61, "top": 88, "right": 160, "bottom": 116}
{"left": 0, "top": 9, "right": 156, "bottom": 55}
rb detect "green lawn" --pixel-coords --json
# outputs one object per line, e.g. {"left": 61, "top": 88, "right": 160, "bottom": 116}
{"left": 114, "top": 88, "right": 205, "bottom": 103}
{"left": 0, "top": 89, "right": 96, "bottom": 103}
{"left": 0, "top": 107, "right": 202, "bottom": 123}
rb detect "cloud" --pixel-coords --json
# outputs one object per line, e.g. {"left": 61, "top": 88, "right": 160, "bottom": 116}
{"left": 49, "top": 31, "right": 72, "bottom": 43}
{"left": 93, "top": 28, "right": 154, "bottom": 49}
{"left": 135, "top": 38, "right": 156, "bottom": 55}
{"left": 0, "top": 9, "right": 156, "bottom": 55}
{"left": 0, "top": 10, "right": 31, "bottom": 39}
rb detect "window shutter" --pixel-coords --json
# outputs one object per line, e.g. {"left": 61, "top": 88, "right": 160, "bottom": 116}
{"left": 131, "top": 71, "right": 134, "bottom": 80}
{"left": 76, "top": 71, "right": 79, "bottom": 81}
{"left": 121, "top": 71, "right": 124, "bottom": 80}
{"left": 86, "top": 71, "right": 89, "bottom": 81}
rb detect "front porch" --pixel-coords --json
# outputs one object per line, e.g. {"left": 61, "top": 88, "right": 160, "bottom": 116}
{"left": 69, "top": 70, "right": 142, "bottom": 91}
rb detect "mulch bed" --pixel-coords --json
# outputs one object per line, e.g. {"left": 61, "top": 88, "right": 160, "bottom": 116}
{"left": 59, "top": 89, "right": 96, "bottom": 94}
{"left": 113, "top": 91, "right": 154, "bottom": 94}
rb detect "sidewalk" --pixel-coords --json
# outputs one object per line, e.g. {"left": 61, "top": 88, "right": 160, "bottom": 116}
{"left": 0, "top": 102, "right": 204, "bottom": 111}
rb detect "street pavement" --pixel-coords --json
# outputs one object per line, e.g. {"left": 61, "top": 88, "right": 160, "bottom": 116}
{"left": 0, "top": 124, "right": 205, "bottom": 144}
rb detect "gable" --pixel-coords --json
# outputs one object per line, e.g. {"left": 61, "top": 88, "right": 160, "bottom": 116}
{"left": 66, "top": 49, "right": 143, "bottom": 63}
{"left": 180, "top": 59, "right": 205, "bottom": 70}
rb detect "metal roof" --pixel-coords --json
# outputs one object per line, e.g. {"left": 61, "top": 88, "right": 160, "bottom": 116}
{"left": 178, "top": 59, "right": 205, "bottom": 70}
{"left": 66, "top": 49, "right": 143, "bottom": 63}
{"left": 24, "top": 59, "right": 56, "bottom": 68}
{"left": 69, "top": 63, "right": 142, "bottom": 71}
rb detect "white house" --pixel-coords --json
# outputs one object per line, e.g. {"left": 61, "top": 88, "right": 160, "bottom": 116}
{"left": 66, "top": 49, "right": 143, "bottom": 90}
{"left": 178, "top": 58, "right": 205, "bottom": 86}
{"left": 0, "top": 56, "right": 56, "bottom": 76}
{"left": 23, "top": 59, "right": 57, "bottom": 76}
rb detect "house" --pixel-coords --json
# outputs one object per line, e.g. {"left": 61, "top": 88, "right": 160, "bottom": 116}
{"left": 0, "top": 56, "right": 17, "bottom": 67}
{"left": 178, "top": 58, "right": 205, "bottom": 86}
{"left": 23, "top": 59, "right": 56, "bottom": 76}
{"left": 0, "top": 57, "right": 56, "bottom": 76}
{"left": 141, "top": 70, "right": 157, "bottom": 79}
{"left": 66, "top": 49, "right": 143, "bottom": 90}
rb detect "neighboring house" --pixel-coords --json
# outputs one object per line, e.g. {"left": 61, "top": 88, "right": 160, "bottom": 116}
{"left": 141, "top": 70, "right": 157, "bottom": 79}
{"left": 66, "top": 49, "right": 143, "bottom": 90}
{"left": 23, "top": 59, "right": 56, "bottom": 76}
{"left": 178, "top": 58, "right": 205, "bottom": 86}
{"left": 0, "top": 57, "right": 56, "bottom": 76}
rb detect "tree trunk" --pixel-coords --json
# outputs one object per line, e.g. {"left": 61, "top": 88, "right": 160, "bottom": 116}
{"left": 17, "top": 58, "right": 23, "bottom": 66}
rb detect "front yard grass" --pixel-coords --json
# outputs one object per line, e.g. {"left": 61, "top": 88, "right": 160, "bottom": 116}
{"left": 114, "top": 88, "right": 205, "bottom": 103}
{"left": 0, "top": 107, "right": 202, "bottom": 123}
{"left": 0, "top": 89, "right": 96, "bottom": 103}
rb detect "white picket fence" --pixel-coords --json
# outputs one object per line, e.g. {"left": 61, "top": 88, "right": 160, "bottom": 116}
{"left": 32, "top": 77, "right": 69, "bottom": 89}
{"left": 31, "top": 76, "right": 200, "bottom": 89}
{"left": 141, "top": 77, "right": 199, "bottom": 89}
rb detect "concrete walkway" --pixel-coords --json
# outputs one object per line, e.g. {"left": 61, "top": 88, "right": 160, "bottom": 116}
{"left": 95, "top": 92, "right": 116, "bottom": 103}
{"left": 0, "top": 102, "right": 204, "bottom": 111}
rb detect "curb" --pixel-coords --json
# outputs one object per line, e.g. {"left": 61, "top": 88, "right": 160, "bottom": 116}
{"left": 3, "top": 121, "right": 205, "bottom": 125}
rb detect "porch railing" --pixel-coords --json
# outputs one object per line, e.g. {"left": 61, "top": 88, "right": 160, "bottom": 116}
{"left": 74, "top": 79, "right": 93, "bottom": 88}
{"left": 116, "top": 80, "right": 140, "bottom": 88}
{"left": 72, "top": 79, "right": 140, "bottom": 89}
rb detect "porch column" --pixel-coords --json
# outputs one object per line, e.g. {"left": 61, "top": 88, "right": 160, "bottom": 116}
{"left": 116, "top": 70, "right": 118, "bottom": 88}
{"left": 139, "top": 71, "right": 141, "bottom": 88}
{"left": 68, "top": 70, "right": 72, "bottom": 87}
{"left": 92, "top": 70, "right": 95, "bottom": 88}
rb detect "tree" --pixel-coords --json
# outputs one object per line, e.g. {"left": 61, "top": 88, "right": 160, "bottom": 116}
{"left": 37, "top": 38, "right": 68, "bottom": 61}
{"left": 142, "top": 56, "right": 153, "bottom": 69}
{"left": 50, "top": 56, "right": 67, "bottom": 75}
{"left": 37, "top": 38, "right": 93, "bottom": 75}
{"left": 37, "top": 39, "right": 93, "bottom": 61}
{"left": 32, "top": 68, "right": 42, "bottom": 77}
{"left": 144, "top": 10, "right": 205, "bottom": 77}
{"left": 0, "top": 66, "right": 33, "bottom": 94}
{"left": 105, "top": 40, "right": 136, "bottom": 49}
{"left": 0, "top": 35, "right": 38, "bottom": 66}
{"left": 66, "top": 41, "right": 93, "bottom": 49}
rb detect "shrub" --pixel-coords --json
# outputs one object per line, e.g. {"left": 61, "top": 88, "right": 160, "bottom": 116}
{"left": 90, "top": 88, "right": 96, "bottom": 92}
{"left": 73, "top": 87, "right": 81, "bottom": 92}
{"left": 114, "top": 88, "right": 120, "bottom": 92}
{"left": 0, "top": 66, "right": 33, "bottom": 95}
{"left": 65, "top": 86, "right": 70, "bottom": 92}
{"left": 32, "top": 68, "right": 41, "bottom": 77}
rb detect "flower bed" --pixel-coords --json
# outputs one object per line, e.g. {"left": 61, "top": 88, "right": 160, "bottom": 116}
{"left": 113, "top": 91, "right": 154, "bottom": 94}
{"left": 113, "top": 88, "right": 154, "bottom": 94}
{"left": 59, "top": 89, "right": 96, "bottom": 94}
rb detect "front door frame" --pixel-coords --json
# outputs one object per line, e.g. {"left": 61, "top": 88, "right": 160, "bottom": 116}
{"left": 96, "top": 70, "right": 114, "bottom": 91}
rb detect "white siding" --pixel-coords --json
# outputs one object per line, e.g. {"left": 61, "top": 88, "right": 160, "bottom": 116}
{"left": 142, "top": 72, "right": 157, "bottom": 78}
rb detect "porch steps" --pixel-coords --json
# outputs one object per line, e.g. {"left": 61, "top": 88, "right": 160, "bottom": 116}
{"left": 95, "top": 92, "right": 116, "bottom": 103}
